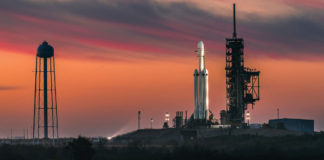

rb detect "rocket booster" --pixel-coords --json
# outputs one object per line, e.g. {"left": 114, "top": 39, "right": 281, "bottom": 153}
{"left": 194, "top": 41, "right": 209, "bottom": 120}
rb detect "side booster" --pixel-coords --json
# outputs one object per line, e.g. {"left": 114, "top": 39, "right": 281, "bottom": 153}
{"left": 194, "top": 40, "right": 209, "bottom": 121}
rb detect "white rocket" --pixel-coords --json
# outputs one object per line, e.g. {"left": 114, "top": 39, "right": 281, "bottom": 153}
{"left": 194, "top": 40, "right": 209, "bottom": 120}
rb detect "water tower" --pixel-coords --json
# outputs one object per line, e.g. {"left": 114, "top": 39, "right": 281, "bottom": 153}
{"left": 33, "top": 41, "right": 59, "bottom": 139}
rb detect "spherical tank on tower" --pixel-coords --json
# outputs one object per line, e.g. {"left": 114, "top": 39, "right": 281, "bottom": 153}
{"left": 37, "top": 41, "right": 54, "bottom": 58}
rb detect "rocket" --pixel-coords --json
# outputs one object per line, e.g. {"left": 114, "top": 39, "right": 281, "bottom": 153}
{"left": 194, "top": 40, "right": 209, "bottom": 120}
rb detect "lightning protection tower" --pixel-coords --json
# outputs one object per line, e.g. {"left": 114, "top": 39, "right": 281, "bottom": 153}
{"left": 33, "top": 41, "right": 59, "bottom": 139}
{"left": 221, "top": 4, "right": 260, "bottom": 126}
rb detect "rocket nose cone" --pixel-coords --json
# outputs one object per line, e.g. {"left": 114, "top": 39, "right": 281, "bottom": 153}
{"left": 197, "top": 40, "right": 204, "bottom": 49}
{"left": 197, "top": 40, "right": 204, "bottom": 56}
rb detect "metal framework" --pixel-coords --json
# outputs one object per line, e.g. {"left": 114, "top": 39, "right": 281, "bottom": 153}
{"left": 223, "top": 4, "right": 260, "bottom": 126}
{"left": 174, "top": 111, "right": 184, "bottom": 128}
{"left": 33, "top": 41, "right": 59, "bottom": 139}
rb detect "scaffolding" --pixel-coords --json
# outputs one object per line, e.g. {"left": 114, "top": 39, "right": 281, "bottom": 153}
{"left": 221, "top": 4, "right": 260, "bottom": 126}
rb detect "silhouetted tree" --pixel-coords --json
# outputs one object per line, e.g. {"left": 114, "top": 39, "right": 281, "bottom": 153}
{"left": 68, "top": 136, "right": 95, "bottom": 160}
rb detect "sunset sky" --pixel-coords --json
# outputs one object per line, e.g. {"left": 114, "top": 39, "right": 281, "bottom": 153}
{"left": 0, "top": 0, "right": 323, "bottom": 138}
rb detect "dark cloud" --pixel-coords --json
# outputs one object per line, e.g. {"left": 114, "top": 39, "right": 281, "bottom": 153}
{"left": 0, "top": 0, "right": 323, "bottom": 60}
{"left": 0, "top": 86, "right": 21, "bottom": 90}
{"left": 241, "top": 13, "right": 324, "bottom": 56}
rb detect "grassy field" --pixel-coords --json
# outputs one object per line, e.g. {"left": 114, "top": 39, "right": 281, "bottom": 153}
{"left": 1, "top": 133, "right": 324, "bottom": 160}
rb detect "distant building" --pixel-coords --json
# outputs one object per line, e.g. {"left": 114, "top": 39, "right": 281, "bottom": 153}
{"left": 269, "top": 118, "right": 314, "bottom": 133}
{"left": 249, "top": 123, "right": 262, "bottom": 129}
{"left": 210, "top": 125, "right": 231, "bottom": 129}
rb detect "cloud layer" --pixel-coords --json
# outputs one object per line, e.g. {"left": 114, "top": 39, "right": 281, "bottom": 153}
{"left": 0, "top": 0, "right": 323, "bottom": 61}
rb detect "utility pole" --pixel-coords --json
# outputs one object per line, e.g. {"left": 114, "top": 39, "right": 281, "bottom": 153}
{"left": 138, "top": 111, "right": 141, "bottom": 130}
{"left": 277, "top": 108, "right": 280, "bottom": 119}
{"left": 185, "top": 110, "right": 188, "bottom": 125}
{"left": 11, "top": 128, "right": 13, "bottom": 144}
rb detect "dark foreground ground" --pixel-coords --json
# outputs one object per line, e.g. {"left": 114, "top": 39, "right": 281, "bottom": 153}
{"left": 1, "top": 131, "right": 324, "bottom": 160}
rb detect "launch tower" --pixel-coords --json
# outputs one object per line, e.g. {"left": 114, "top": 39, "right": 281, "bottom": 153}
{"left": 221, "top": 4, "right": 260, "bottom": 126}
{"left": 33, "top": 41, "right": 59, "bottom": 139}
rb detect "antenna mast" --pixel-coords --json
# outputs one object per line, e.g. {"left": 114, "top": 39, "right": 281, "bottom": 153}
{"left": 233, "top": 3, "right": 237, "bottom": 38}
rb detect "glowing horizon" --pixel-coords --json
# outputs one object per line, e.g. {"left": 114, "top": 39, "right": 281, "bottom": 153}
{"left": 0, "top": 0, "right": 323, "bottom": 137}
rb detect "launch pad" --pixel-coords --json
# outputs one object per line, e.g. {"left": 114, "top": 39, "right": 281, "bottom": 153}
{"left": 183, "top": 4, "right": 260, "bottom": 129}
{"left": 220, "top": 4, "right": 260, "bottom": 127}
